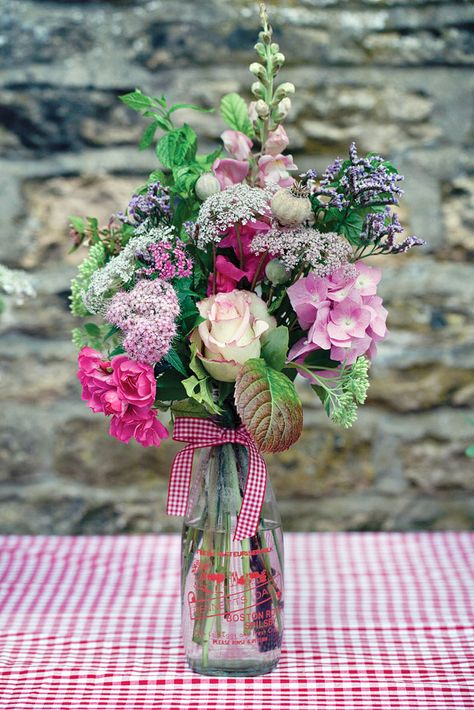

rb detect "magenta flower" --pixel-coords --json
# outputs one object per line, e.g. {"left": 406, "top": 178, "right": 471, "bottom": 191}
{"left": 77, "top": 347, "right": 168, "bottom": 448}
{"left": 212, "top": 158, "right": 250, "bottom": 189}
{"left": 111, "top": 355, "right": 156, "bottom": 409}
{"left": 257, "top": 153, "right": 297, "bottom": 188}
{"left": 109, "top": 408, "right": 169, "bottom": 447}
{"left": 288, "top": 261, "right": 388, "bottom": 365}
{"left": 221, "top": 130, "right": 253, "bottom": 161}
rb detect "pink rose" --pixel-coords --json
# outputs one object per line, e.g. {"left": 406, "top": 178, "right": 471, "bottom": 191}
{"left": 111, "top": 355, "right": 156, "bottom": 408}
{"left": 77, "top": 347, "right": 124, "bottom": 415}
{"left": 264, "top": 126, "right": 289, "bottom": 156}
{"left": 258, "top": 153, "right": 297, "bottom": 188}
{"left": 221, "top": 130, "right": 253, "bottom": 161}
{"left": 212, "top": 158, "right": 249, "bottom": 189}
{"left": 110, "top": 408, "right": 169, "bottom": 448}
{"left": 192, "top": 290, "right": 276, "bottom": 382}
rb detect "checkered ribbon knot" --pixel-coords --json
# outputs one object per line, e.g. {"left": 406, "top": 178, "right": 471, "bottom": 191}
{"left": 166, "top": 417, "right": 267, "bottom": 542}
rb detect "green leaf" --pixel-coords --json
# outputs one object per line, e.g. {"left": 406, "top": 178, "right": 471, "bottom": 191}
{"left": 261, "top": 326, "right": 289, "bottom": 372}
{"left": 195, "top": 147, "right": 222, "bottom": 169}
{"left": 220, "top": 93, "right": 253, "bottom": 137}
{"left": 139, "top": 121, "right": 159, "bottom": 150}
{"left": 180, "top": 343, "right": 222, "bottom": 415}
{"left": 69, "top": 216, "right": 85, "bottom": 234}
{"left": 168, "top": 102, "right": 213, "bottom": 115}
{"left": 339, "top": 210, "right": 364, "bottom": 245}
{"left": 156, "top": 370, "right": 188, "bottom": 401}
{"left": 109, "top": 345, "right": 125, "bottom": 358}
{"left": 171, "top": 398, "right": 210, "bottom": 419}
{"left": 119, "top": 89, "right": 153, "bottom": 112}
{"left": 84, "top": 323, "right": 101, "bottom": 337}
{"left": 234, "top": 358, "right": 303, "bottom": 453}
{"left": 165, "top": 348, "right": 188, "bottom": 377}
{"left": 156, "top": 124, "right": 197, "bottom": 168}
{"left": 466, "top": 444, "right": 474, "bottom": 458}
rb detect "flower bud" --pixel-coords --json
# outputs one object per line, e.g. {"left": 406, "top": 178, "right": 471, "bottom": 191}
{"left": 273, "top": 82, "right": 296, "bottom": 103}
{"left": 270, "top": 43, "right": 280, "bottom": 53}
{"left": 273, "top": 52, "right": 285, "bottom": 67}
{"left": 259, "top": 30, "right": 272, "bottom": 44}
{"left": 251, "top": 81, "right": 265, "bottom": 99}
{"left": 276, "top": 97, "right": 291, "bottom": 120}
{"left": 254, "top": 42, "right": 266, "bottom": 58}
{"left": 255, "top": 100, "right": 270, "bottom": 119}
{"left": 249, "top": 62, "right": 266, "bottom": 81}
{"left": 195, "top": 172, "right": 221, "bottom": 201}
{"left": 265, "top": 259, "right": 291, "bottom": 285}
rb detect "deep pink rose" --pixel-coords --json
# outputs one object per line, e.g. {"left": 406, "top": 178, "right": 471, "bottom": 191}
{"left": 77, "top": 347, "right": 123, "bottom": 415}
{"left": 258, "top": 153, "right": 297, "bottom": 188}
{"left": 111, "top": 355, "right": 156, "bottom": 408}
{"left": 109, "top": 408, "right": 169, "bottom": 448}
{"left": 264, "top": 126, "right": 289, "bottom": 156}
{"left": 212, "top": 158, "right": 249, "bottom": 189}
{"left": 221, "top": 130, "right": 253, "bottom": 161}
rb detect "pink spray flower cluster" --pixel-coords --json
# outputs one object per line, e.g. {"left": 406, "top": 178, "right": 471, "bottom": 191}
{"left": 138, "top": 240, "right": 192, "bottom": 281}
{"left": 288, "top": 261, "right": 388, "bottom": 365}
{"left": 77, "top": 347, "right": 168, "bottom": 447}
{"left": 106, "top": 279, "right": 180, "bottom": 365}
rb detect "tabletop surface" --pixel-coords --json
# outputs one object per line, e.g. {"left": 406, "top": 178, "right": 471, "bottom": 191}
{"left": 0, "top": 532, "right": 472, "bottom": 709}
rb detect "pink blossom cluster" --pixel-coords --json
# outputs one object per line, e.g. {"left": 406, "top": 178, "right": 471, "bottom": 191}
{"left": 288, "top": 261, "right": 388, "bottom": 365}
{"left": 212, "top": 127, "right": 297, "bottom": 190}
{"left": 106, "top": 279, "right": 180, "bottom": 365}
{"left": 77, "top": 347, "right": 168, "bottom": 447}
{"left": 138, "top": 240, "right": 192, "bottom": 281}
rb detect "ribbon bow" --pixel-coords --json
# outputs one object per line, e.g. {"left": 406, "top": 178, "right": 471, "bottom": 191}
{"left": 166, "top": 417, "right": 267, "bottom": 542}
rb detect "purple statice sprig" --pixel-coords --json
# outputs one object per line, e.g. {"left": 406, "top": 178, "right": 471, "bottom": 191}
{"left": 117, "top": 180, "right": 171, "bottom": 227}
{"left": 354, "top": 207, "right": 426, "bottom": 258}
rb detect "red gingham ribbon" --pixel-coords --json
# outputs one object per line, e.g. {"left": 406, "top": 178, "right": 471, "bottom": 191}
{"left": 166, "top": 417, "right": 267, "bottom": 542}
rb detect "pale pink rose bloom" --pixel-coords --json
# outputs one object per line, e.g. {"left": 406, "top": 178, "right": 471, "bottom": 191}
{"left": 221, "top": 130, "right": 253, "bottom": 161}
{"left": 264, "top": 125, "right": 289, "bottom": 156}
{"left": 192, "top": 290, "right": 276, "bottom": 382}
{"left": 257, "top": 153, "right": 297, "bottom": 188}
{"left": 212, "top": 158, "right": 250, "bottom": 189}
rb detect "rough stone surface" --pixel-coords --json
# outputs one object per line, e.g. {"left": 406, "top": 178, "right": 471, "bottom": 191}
{"left": 0, "top": 0, "right": 473, "bottom": 534}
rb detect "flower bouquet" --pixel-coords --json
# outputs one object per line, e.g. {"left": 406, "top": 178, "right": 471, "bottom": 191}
{"left": 70, "top": 4, "right": 424, "bottom": 677}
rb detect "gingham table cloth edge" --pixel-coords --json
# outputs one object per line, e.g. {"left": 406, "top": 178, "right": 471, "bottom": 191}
{"left": 0, "top": 532, "right": 473, "bottom": 709}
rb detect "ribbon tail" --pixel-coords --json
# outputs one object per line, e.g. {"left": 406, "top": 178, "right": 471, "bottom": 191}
{"left": 233, "top": 444, "right": 267, "bottom": 542}
{"left": 166, "top": 445, "right": 195, "bottom": 517}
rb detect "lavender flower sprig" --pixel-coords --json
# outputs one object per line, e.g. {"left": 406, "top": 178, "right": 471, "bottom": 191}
{"left": 117, "top": 181, "right": 171, "bottom": 227}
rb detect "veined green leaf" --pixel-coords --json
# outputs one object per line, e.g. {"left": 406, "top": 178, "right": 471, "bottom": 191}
{"left": 220, "top": 93, "right": 253, "bottom": 137}
{"left": 261, "top": 326, "right": 289, "bottom": 372}
{"left": 119, "top": 89, "right": 154, "bottom": 112}
{"left": 156, "top": 124, "right": 197, "bottom": 168}
{"left": 234, "top": 358, "right": 303, "bottom": 453}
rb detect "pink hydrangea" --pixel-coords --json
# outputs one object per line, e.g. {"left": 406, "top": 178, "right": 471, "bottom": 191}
{"left": 212, "top": 158, "right": 250, "bottom": 189}
{"left": 288, "top": 261, "right": 388, "bottom": 365}
{"left": 77, "top": 347, "right": 168, "bottom": 447}
{"left": 221, "top": 130, "right": 253, "bottom": 161}
{"left": 258, "top": 153, "right": 297, "bottom": 188}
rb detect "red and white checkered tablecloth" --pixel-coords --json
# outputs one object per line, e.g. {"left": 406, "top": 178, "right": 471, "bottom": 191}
{"left": 0, "top": 533, "right": 472, "bottom": 709}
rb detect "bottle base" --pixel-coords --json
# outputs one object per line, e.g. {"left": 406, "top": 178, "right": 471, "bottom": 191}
{"left": 187, "top": 656, "right": 280, "bottom": 677}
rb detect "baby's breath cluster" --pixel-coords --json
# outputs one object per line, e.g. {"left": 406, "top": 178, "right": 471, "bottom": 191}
{"left": 195, "top": 183, "right": 273, "bottom": 248}
{"left": 251, "top": 224, "right": 354, "bottom": 277}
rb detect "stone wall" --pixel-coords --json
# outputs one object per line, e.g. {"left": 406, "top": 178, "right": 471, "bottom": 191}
{"left": 1, "top": 0, "right": 473, "bottom": 533}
